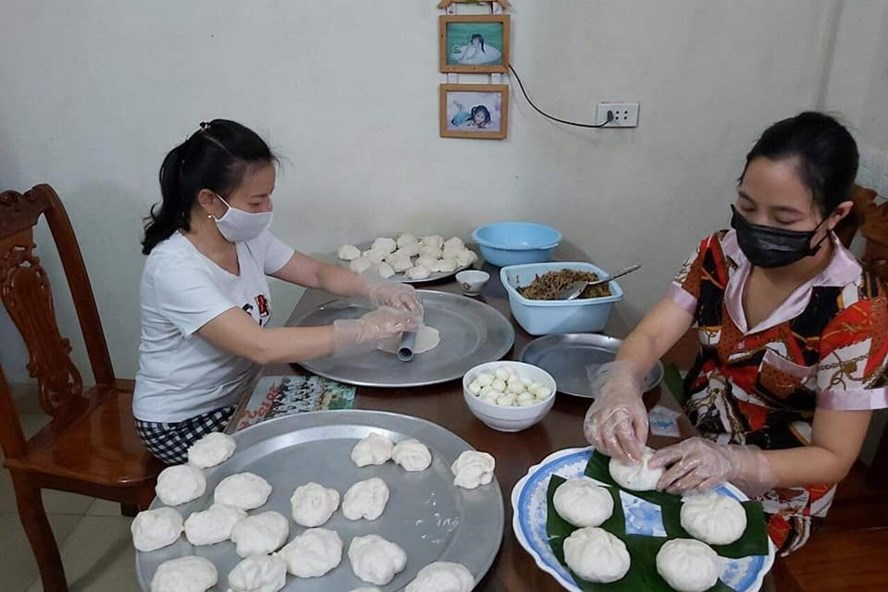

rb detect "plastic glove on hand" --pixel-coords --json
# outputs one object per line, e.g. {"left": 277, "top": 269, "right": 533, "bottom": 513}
{"left": 649, "top": 437, "right": 776, "bottom": 496}
{"left": 583, "top": 361, "right": 649, "bottom": 464}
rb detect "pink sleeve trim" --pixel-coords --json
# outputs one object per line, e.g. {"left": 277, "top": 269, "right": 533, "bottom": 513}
{"left": 817, "top": 388, "right": 888, "bottom": 411}
{"left": 666, "top": 283, "right": 697, "bottom": 315}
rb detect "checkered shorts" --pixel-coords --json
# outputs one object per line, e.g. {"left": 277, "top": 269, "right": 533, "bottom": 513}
{"left": 135, "top": 406, "right": 236, "bottom": 465}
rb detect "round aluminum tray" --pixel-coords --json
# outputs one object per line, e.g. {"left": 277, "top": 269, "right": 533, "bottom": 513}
{"left": 136, "top": 410, "right": 504, "bottom": 591}
{"left": 519, "top": 333, "right": 664, "bottom": 398}
{"left": 292, "top": 290, "right": 515, "bottom": 387}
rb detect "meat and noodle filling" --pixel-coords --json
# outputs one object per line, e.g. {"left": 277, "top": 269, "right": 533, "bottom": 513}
{"left": 517, "top": 269, "right": 612, "bottom": 300}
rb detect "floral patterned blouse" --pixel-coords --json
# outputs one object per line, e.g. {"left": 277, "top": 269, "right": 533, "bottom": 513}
{"left": 667, "top": 229, "right": 888, "bottom": 555}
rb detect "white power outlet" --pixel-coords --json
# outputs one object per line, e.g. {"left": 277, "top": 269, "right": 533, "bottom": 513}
{"left": 597, "top": 102, "right": 640, "bottom": 127}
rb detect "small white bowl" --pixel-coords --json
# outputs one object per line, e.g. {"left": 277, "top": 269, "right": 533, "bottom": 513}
{"left": 462, "top": 361, "right": 556, "bottom": 432}
{"left": 456, "top": 270, "right": 490, "bottom": 296}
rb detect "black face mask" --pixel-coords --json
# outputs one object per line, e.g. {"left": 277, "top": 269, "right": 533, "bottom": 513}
{"left": 730, "top": 205, "right": 831, "bottom": 269}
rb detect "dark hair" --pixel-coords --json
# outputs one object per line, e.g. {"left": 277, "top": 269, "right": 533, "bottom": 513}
{"left": 141, "top": 119, "right": 277, "bottom": 254}
{"left": 471, "top": 33, "right": 486, "bottom": 52}
{"left": 741, "top": 111, "right": 859, "bottom": 217}
{"left": 471, "top": 105, "right": 492, "bottom": 125}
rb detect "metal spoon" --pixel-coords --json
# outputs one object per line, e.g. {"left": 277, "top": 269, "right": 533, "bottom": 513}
{"left": 557, "top": 264, "right": 642, "bottom": 300}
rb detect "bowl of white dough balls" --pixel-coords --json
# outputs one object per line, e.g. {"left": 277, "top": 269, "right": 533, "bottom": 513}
{"left": 463, "top": 361, "right": 556, "bottom": 432}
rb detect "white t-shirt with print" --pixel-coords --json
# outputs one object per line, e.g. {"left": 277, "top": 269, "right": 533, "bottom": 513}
{"left": 133, "top": 230, "right": 295, "bottom": 423}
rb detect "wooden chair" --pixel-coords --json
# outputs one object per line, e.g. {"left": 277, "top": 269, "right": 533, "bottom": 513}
{"left": 0, "top": 184, "right": 163, "bottom": 592}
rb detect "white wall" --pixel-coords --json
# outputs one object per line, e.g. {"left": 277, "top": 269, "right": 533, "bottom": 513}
{"left": 0, "top": 0, "right": 844, "bottom": 382}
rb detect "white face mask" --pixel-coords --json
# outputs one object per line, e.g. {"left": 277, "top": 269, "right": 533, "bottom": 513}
{"left": 213, "top": 194, "right": 272, "bottom": 242}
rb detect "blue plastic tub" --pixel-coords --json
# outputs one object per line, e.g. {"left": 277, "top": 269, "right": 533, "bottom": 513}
{"left": 471, "top": 222, "right": 562, "bottom": 267}
{"left": 500, "top": 262, "right": 624, "bottom": 335}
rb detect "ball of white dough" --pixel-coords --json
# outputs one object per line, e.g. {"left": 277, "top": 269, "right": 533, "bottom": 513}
{"left": 362, "top": 249, "right": 387, "bottom": 264}
{"left": 214, "top": 472, "right": 272, "bottom": 511}
{"left": 342, "top": 477, "right": 390, "bottom": 521}
{"left": 155, "top": 464, "right": 206, "bottom": 506}
{"left": 228, "top": 555, "right": 287, "bottom": 592}
{"left": 184, "top": 503, "right": 246, "bottom": 546}
{"left": 680, "top": 491, "right": 747, "bottom": 545}
{"left": 406, "top": 265, "right": 431, "bottom": 280}
{"left": 443, "top": 237, "right": 464, "bottom": 251}
{"left": 372, "top": 237, "right": 397, "bottom": 253}
{"left": 276, "top": 527, "right": 343, "bottom": 578}
{"left": 348, "top": 534, "right": 407, "bottom": 586}
{"left": 405, "top": 561, "right": 475, "bottom": 592}
{"left": 350, "top": 257, "right": 374, "bottom": 274}
{"left": 187, "top": 431, "right": 236, "bottom": 468}
{"left": 397, "top": 233, "right": 418, "bottom": 248}
{"left": 338, "top": 244, "right": 361, "bottom": 261}
{"left": 609, "top": 448, "right": 664, "bottom": 492}
{"left": 351, "top": 433, "right": 394, "bottom": 467}
{"left": 376, "top": 262, "right": 396, "bottom": 279}
{"left": 230, "top": 511, "right": 289, "bottom": 557}
{"left": 420, "top": 235, "right": 445, "bottom": 250}
{"left": 553, "top": 478, "right": 615, "bottom": 528}
{"left": 455, "top": 248, "right": 477, "bottom": 267}
{"left": 433, "top": 257, "right": 458, "bottom": 273}
{"left": 389, "top": 254, "right": 414, "bottom": 272}
{"left": 150, "top": 556, "right": 217, "bottom": 592}
{"left": 451, "top": 450, "right": 495, "bottom": 489}
{"left": 392, "top": 439, "right": 432, "bottom": 471}
{"left": 475, "top": 372, "right": 494, "bottom": 387}
{"left": 290, "top": 482, "right": 340, "bottom": 527}
{"left": 563, "top": 527, "right": 630, "bottom": 583}
{"left": 656, "top": 539, "right": 721, "bottom": 592}
{"left": 131, "top": 507, "right": 183, "bottom": 552}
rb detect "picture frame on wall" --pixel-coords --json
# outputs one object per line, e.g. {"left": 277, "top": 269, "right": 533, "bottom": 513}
{"left": 439, "top": 84, "right": 509, "bottom": 140}
{"left": 439, "top": 15, "right": 510, "bottom": 73}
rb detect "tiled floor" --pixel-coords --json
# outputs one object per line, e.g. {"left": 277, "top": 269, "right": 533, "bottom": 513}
{"left": 0, "top": 412, "right": 140, "bottom": 592}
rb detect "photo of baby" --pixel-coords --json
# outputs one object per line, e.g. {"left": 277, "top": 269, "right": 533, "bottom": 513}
{"left": 440, "top": 15, "right": 510, "bottom": 73}
{"left": 440, "top": 85, "right": 508, "bottom": 139}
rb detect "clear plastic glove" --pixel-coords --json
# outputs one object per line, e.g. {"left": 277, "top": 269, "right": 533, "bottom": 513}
{"left": 332, "top": 307, "right": 420, "bottom": 355}
{"left": 649, "top": 437, "right": 777, "bottom": 497}
{"left": 583, "top": 361, "right": 649, "bottom": 464}
{"left": 364, "top": 277, "right": 424, "bottom": 318}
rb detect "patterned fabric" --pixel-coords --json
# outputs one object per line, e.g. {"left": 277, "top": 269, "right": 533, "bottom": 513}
{"left": 668, "top": 229, "right": 888, "bottom": 555}
{"left": 135, "top": 405, "right": 236, "bottom": 465}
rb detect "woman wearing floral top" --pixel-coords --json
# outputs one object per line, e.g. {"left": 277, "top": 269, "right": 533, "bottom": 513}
{"left": 584, "top": 111, "right": 888, "bottom": 555}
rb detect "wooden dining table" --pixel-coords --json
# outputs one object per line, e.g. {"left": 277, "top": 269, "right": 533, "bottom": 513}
{"left": 251, "top": 245, "right": 778, "bottom": 592}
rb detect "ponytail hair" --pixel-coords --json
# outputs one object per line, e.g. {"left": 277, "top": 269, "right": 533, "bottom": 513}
{"left": 141, "top": 119, "right": 277, "bottom": 254}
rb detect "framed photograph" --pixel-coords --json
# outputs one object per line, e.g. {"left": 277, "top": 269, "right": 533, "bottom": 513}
{"left": 439, "top": 84, "right": 509, "bottom": 140}
{"left": 439, "top": 15, "right": 510, "bottom": 73}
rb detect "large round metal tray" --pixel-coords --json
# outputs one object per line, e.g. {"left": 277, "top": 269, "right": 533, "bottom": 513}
{"left": 136, "top": 410, "right": 504, "bottom": 591}
{"left": 292, "top": 290, "right": 515, "bottom": 387}
{"left": 519, "top": 333, "right": 664, "bottom": 398}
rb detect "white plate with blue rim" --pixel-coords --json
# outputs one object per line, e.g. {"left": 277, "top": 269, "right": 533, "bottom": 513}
{"left": 510, "top": 447, "right": 776, "bottom": 592}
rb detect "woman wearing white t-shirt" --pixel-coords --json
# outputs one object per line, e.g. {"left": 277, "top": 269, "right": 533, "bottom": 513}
{"left": 134, "top": 120, "right": 421, "bottom": 463}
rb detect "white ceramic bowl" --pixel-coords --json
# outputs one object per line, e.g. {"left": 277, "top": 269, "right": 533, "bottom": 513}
{"left": 462, "top": 361, "right": 557, "bottom": 432}
{"left": 456, "top": 270, "right": 490, "bottom": 295}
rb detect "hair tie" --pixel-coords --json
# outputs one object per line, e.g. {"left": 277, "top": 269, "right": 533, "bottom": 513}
{"left": 199, "top": 121, "right": 211, "bottom": 132}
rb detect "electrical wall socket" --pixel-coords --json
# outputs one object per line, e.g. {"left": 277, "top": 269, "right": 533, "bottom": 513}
{"left": 597, "top": 102, "right": 639, "bottom": 127}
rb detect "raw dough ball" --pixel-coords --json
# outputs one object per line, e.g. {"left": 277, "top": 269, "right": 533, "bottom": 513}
{"left": 406, "top": 265, "right": 431, "bottom": 280}
{"left": 184, "top": 503, "right": 246, "bottom": 546}
{"left": 230, "top": 511, "right": 289, "bottom": 557}
{"left": 680, "top": 491, "right": 747, "bottom": 545}
{"left": 290, "top": 482, "right": 340, "bottom": 527}
{"left": 350, "top": 257, "right": 374, "bottom": 274}
{"left": 376, "top": 262, "right": 396, "bottom": 279}
{"left": 214, "top": 472, "right": 272, "bottom": 511}
{"left": 132, "top": 507, "right": 183, "bottom": 552}
{"left": 553, "top": 478, "right": 614, "bottom": 527}
{"left": 433, "top": 257, "right": 458, "bottom": 273}
{"left": 392, "top": 439, "right": 432, "bottom": 471}
{"left": 351, "top": 432, "right": 394, "bottom": 467}
{"left": 418, "top": 244, "right": 442, "bottom": 260}
{"left": 443, "top": 237, "right": 465, "bottom": 251}
{"left": 397, "top": 233, "right": 419, "bottom": 248}
{"left": 563, "top": 527, "right": 630, "bottom": 583}
{"left": 342, "top": 477, "right": 390, "bottom": 521}
{"left": 187, "top": 432, "right": 236, "bottom": 468}
{"left": 405, "top": 561, "right": 475, "bottom": 592}
{"left": 228, "top": 555, "right": 287, "bottom": 592}
{"left": 276, "top": 527, "right": 343, "bottom": 578}
{"left": 609, "top": 448, "right": 664, "bottom": 492}
{"left": 455, "top": 248, "right": 477, "bottom": 267}
{"left": 656, "top": 538, "right": 721, "bottom": 592}
{"left": 389, "top": 254, "right": 414, "bottom": 273}
{"left": 150, "top": 556, "right": 217, "bottom": 592}
{"left": 415, "top": 255, "right": 438, "bottom": 269}
{"left": 338, "top": 245, "right": 361, "bottom": 261}
{"left": 372, "top": 237, "right": 397, "bottom": 253}
{"left": 451, "top": 450, "right": 495, "bottom": 489}
{"left": 348, "top": 534, "right": 407, "bottom": 586}
{"left": 396, "top": 242, "right": 421, "bottom": 258}
{"left": 420, "top": 235, "right": 445, "bottom": 250}
{"left": 155, "top": 464, "right": 206, "bottom": 506}
{"left": 362, "top": 249, "right": 388, "bottom": 264}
